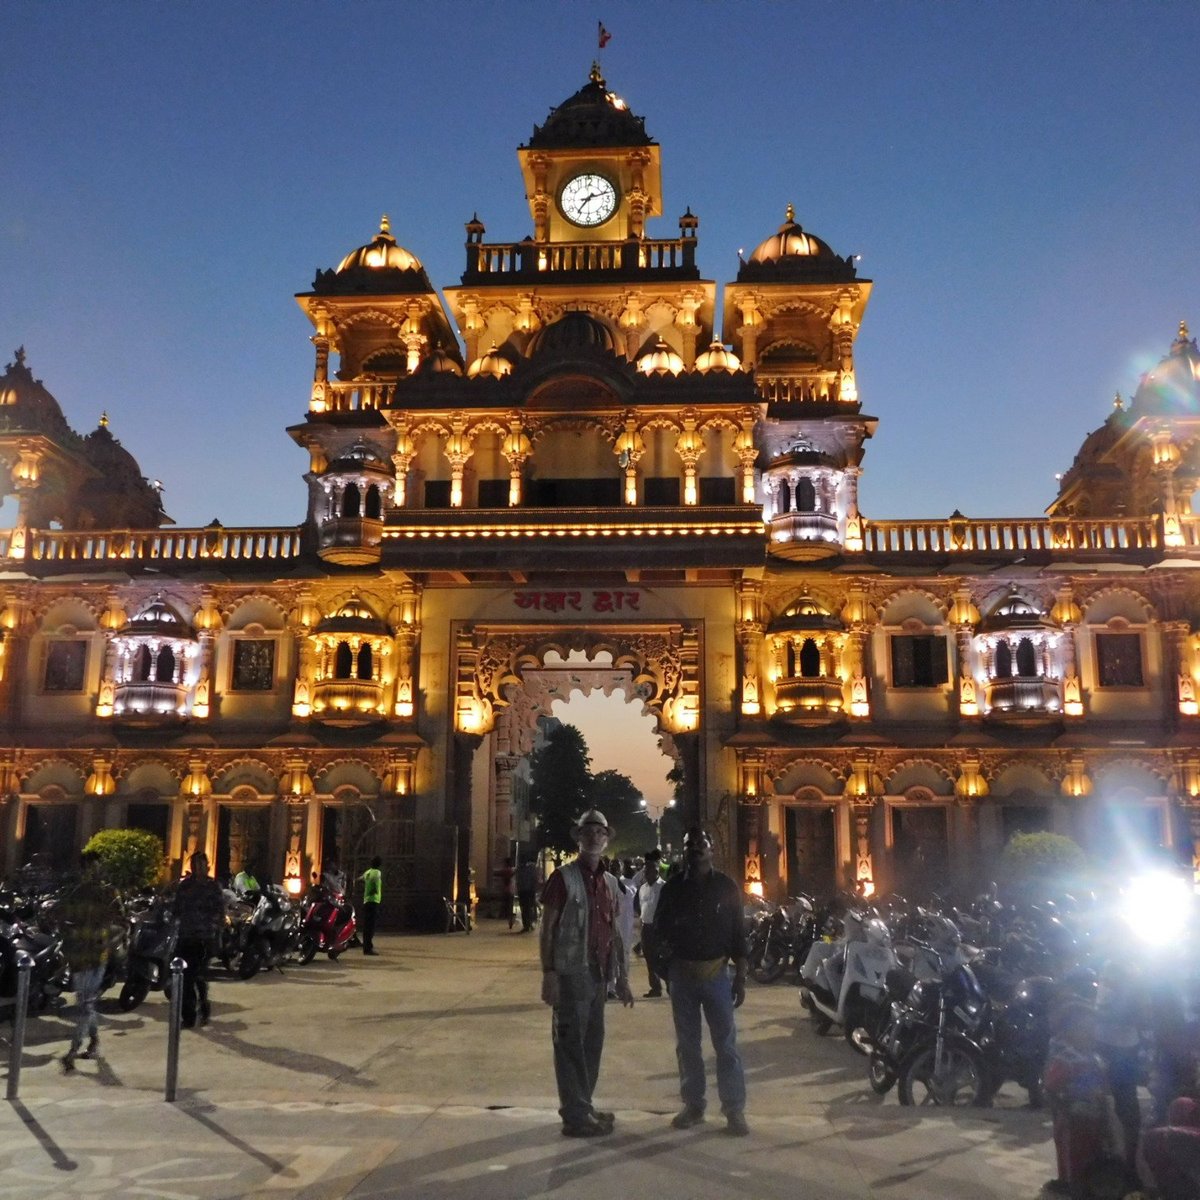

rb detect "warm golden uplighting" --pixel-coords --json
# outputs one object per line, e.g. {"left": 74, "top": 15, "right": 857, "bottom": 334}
{"left": 1180, "top": 675, "right": 1199, "bottom": 716}
{"left": 284, "top": 876, "right": 303, "bottom": 896}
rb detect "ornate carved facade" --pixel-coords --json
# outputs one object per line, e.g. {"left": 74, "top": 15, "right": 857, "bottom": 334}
{"left": 2, "top": 68, "right": 1199, "bottom": 922}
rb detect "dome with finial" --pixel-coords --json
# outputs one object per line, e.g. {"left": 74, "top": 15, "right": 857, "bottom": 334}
{"left": 1129, "top": 320, "right": 1200, "bottom": 416}
{"left": 637, "top": 340, "right": 684, "bottom": 377}
{"left": 695, "top": 339, "right": 742, "bottom": 374}
{"left": 336, "top": 215, "right": 422, "bottom": 273}
{"left": 78, "top": 415, "right": 171, "bottom": 527}
{"left": 524, "top": 64, "right": 653, "bottom": 150}
{"left": 467, "top": 345, "right": 515, "bottom": 379}
{"left": 416, "top": 347, "right": 464, "bottom": 376}
{"left": 738, "top": 206, "right": 859, "bottom": 283}
{"left": 0, "top": 347, "right": 75, "bottom": 440}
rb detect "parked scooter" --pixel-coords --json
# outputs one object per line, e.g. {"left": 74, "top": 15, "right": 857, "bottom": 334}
{"left": 297, "top": 883, "right": 358, "bottom": 963}
{"left": 237, "top": 885, "right": 302, "bottom": 979}
{"left": 800, "top": 907, "right": 899, "bottom": 1050}
{"left": 0, "top": 915, "right": 70, "bottom": 1016}
{"left": 118, "top": 897, "right": 180, "bottom": 1011}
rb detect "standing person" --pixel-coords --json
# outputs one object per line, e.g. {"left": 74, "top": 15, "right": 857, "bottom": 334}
{"left": 233, "top": 859, "right": 260, "bottom": 899}
{"left": 56, "top": 850, "right": 121, "bottom": 1071}
{"left": 516, "top": 857, "right": 540, "bottom": 932}
{"left": 1094, "top": 960, "right": 1142, "bottom": 1181}
{"left": 652, "top": 826, "right": 749, "bottom": 1136}
{"left": 637, "top": 848, "right": 665, "bottom": 997}
{"left": 539, "top": 809, "right": 634, "bottom": 1138}
{"left": 1044, "top": 1002, "right": 1112, "bottom": 1197}
{"left": 172, "top": 850, "right": 226, "bottom": 1029}
{"left": 612, "top": 866, "right": 636, "bottom": 997}
{"left": 496, "top": 857, "right": 517, "bottom": 929}
{"left": 360, "top": 856, "right": 382, "bottom": 955}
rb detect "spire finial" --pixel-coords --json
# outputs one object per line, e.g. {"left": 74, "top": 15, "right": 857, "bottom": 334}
{"left": 379, "top": 214, "right": 391, "bottom": 235}
{"left": 590, "top": 61, "right": 604, "bottom": 85}
{"left": 99, "top": 411, "right": 109, "bottom": 428}
{"left": 785, "top": 203, "right": 795, "bottom": 223}
{"left": 1112, "top": 392, "right": 1123, "bottom": 411}
{"left": 14, "top": 346, "right": 25, "bottom": 366}
{"left": 1181, "top": 319, "right": 1191, "bottom": 340}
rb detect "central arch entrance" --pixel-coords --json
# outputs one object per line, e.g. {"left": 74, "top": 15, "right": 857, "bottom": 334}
{"left": 448, "top": 622, "right": 704, "bottom": 899}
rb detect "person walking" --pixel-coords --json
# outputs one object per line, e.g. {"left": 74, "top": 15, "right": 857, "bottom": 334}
{"left": 496, "top": 857, "right": 517, "bottom": 929}
{"left": 57, "top": 850, "right": 121, "bottom": 1071}
{"left": 652, "top": 825, "right": 749, "bottom": 1136}
{"left": 516, "top": 858, "right": 540, "bottom": 932}
{"left": 539, "top": 809, "right": 633, "bottom": 1138}
{"left": 172, "top": 850, "right": 226, "bottom": 1028}
{"left": 360, "top": 856, "right": 382, "bottom": 955}
{"left": 636, "top": 847, "right": 665, "bottom": 997}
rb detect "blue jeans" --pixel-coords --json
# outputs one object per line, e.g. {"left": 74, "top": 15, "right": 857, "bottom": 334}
{"left": 551, "top": 967, "right": 606, "bottom": 1126}
{"left": 668, "top": 961, "right": 746, "bottom": 1115}
{"left": 69, "top": 965, "right": 104, "bottom": 1051}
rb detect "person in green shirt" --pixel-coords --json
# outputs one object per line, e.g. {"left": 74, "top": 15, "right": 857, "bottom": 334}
{"left": 360, "top": 857, "right": 382, "bottom": 955}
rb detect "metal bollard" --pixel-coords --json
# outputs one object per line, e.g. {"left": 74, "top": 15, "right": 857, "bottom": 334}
{"left": 164, "top": 955, "right": 186, "bottom": 1102}
{"left": 6, "top": 950, "right": 34, "bottom": 1101}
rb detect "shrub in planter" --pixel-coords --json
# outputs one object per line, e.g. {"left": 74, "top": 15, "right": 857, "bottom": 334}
{"left": 83, "top": 828, "right": 167, "bottom": 893}
{"left": 1000, "top": 831, "right": 1087, "bottom": 900}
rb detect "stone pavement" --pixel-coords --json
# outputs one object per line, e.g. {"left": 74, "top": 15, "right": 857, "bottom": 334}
{"left": 0, "top": 920, "right": 1060, "bottom": 1199}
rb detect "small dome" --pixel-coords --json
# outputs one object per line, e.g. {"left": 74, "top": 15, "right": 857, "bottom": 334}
{"left": 416, "top": 348, "right": 464, "bottom": 376}
{"left": 325, "top": 442, "right": 391, "bottom": 475}
{"left": 316, "top": 596, "right": 389, "bottom": 636}
{"left": 695, "top": 339, "right": 741, "bottom": 374}
{"left": 983, "top": 592, "right": 1053, "bottom": 632}
{"left": 1130, "top": 320, "right": 1200, "bottom": 416}
{"left": 750, "top": 205, "right": 835, "bottom": 264}
{"left": 526, "top": 311, "right": 617, "bottom": 357}
{"left": 637, "top": 340, "right": 684, "bottom": 377}
{"left": 768, "top": 593, "right": 842, "bottom": 633}
{"left": 120, "top": 597, "right": 195, "bottom": 640}
{"left": 336, "top": 215, "right": 422, "bottom": 273}
{"left": 0, "top": 347, "right": 74, "bottom": 440}
{"left": 768, "top": 435, "right": 836, "bottom": 469}
{"left": 467, "top": 345, "right": 514, "bottom": 379}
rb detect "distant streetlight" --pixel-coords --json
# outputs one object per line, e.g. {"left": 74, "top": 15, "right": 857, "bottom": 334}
{"left": 638, "top": 796, "right": 676, "bottom": 850}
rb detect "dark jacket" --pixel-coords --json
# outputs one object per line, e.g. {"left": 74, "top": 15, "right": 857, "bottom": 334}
{"left": 653, "top": 868, "right": 746, "bottom": 963}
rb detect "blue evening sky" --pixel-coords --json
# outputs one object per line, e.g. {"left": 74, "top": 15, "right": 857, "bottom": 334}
{"left": 2, "top": 1, "right": 1197, "bottom": 530}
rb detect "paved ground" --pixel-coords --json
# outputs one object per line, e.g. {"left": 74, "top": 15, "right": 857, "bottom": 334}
{"left": 0, "top": 920, "right": 1063, "bottom": 1199}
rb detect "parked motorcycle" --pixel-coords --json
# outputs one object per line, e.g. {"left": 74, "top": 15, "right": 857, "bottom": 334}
{"left": 0, "top": 915, "right": 70, "bottom": 1016}
{"left": 297, "top": 884, "right": 358, "bottom": 963}
{"left": 750, "top": 895, "right": 817, "bottom": 984}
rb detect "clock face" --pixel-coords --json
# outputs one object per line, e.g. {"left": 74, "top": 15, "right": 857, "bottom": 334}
{"left": 559, "top": 173, "right": 618, "bottom": 227}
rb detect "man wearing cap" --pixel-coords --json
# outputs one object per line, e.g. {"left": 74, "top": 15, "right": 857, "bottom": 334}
{"left": 652, "top": 825, "right": 749, "bottom": 1136}
{"left": 539, "top": 809, "right": 634, "bottom": 1138}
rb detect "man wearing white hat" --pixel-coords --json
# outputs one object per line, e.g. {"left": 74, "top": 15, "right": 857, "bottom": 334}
{"left": 539, "top": 809, "right": 634, "bottom": 1137}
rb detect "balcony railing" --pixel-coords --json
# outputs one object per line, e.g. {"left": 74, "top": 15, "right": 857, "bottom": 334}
{"left": 756, "top": 375, "right": 842, "bottom": 405}
{"left": 463, "top": 237, "right": 697, "bottom": 282}
{"left": 985, "top": 677, "right": 1061, "bottom": 718}
{"left": 857, "top": 516, "right": 1168, "bottom": 558}
{"left": 773, "top": 678, "right": 845, "bottom": 721}
{"left": 0, "top": 526, "right": 302, "bottom": 566}
{"left": 323, "top": 381, "right": 394, "bottom": 413}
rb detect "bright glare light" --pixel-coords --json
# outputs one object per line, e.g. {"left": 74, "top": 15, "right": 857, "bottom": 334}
{"left": 1120, "top": 871, "right": 1193, "bottom": 944}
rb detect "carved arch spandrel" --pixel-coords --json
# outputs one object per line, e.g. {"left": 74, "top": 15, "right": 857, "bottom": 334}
{"left": 456, "top": 623, "right": 701, "bottom": 737}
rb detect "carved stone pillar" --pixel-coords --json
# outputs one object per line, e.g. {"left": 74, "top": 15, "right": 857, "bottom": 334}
{"left": 502, "top": 413, "right": 532, "bottom": 507}
{"left": 444, "top": 414, "right": 473, "bottom": 509}
{"left": 736, "top": 579, "right": 764, "bottom": 718}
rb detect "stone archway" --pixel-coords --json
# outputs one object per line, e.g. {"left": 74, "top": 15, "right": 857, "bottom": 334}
{"left": 450, "top": 622, "right": 702, "bottom": 895}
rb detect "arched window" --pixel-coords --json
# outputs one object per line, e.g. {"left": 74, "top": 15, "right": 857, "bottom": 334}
{"left": 342, "top": 483, "right": 361, "bottom": 519}
{"left": 334, "top": 642, "right": 353, "bottom": 679}
{"left": 994, "top": 641, "right": 1012, "bottom": 677}
{"left": 799, "top": 638, "right": 821, "bottom": 678}
{"left": 796, "top": 477, "right": 816, "bottom": 513}
{"left": 1016, "top": 637, "right": 1037, "bottom": 677}
{"left": 785, "top": 642, "right": 797, "bottom": 677}
{"left": 356, "top": 643, "right": 373, "bottom": 681}
{"left": 364, "top": 484, "right": 382, "bottom": 519}
{"left": 133, "top": 644, "right": 153, "bottom": 682}
{"left": 155, "top": 645, "right": 176, "bottom": 683}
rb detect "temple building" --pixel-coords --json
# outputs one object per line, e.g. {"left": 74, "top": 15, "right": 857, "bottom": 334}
{"left": 2, "top": 68, "right": 1199, "bottom": 923}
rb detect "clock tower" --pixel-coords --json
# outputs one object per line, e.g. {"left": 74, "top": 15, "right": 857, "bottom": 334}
{"left": 517, "top": 64, "right": 663, "bottom": 243}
